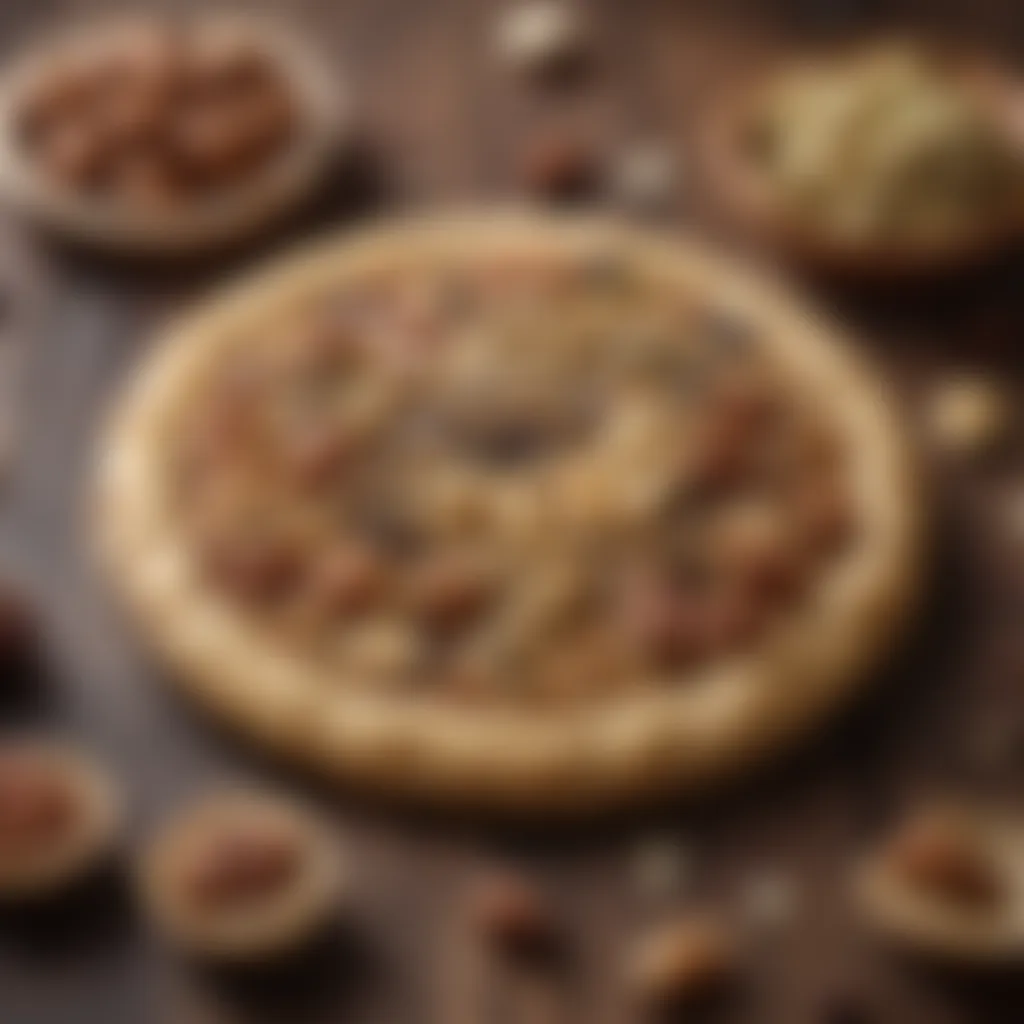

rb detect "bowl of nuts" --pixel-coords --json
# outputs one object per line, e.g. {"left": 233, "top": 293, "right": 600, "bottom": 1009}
{"left": 0, "top": 14, "right": 346, "bottom": 253}
{"left": 699, "top": 42, "right": 1024, "bottom": 280}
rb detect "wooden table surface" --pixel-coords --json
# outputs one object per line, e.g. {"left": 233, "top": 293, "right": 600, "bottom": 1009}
{"left": 1, "top": 1, "right": 1024, "bottom": 1022}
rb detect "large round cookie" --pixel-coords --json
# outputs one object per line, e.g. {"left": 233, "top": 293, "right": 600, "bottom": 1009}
{"left": 96, "top": 213, "right": 922, "bottom": 814}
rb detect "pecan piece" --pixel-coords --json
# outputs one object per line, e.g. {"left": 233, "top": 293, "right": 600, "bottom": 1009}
{"left": 406, "top": 557, "right": 492, "bottom": 632}
{"left": 304, "top": 545, "right": 387, "bottom": 616}
{"left": 203, "top": 538, "right": 300, "bottom": 603}
{"left": 183, "top": 826, "right": 301, "bottom": 911}
{"left": 617, "top": 572, "right": 704, "bottom": 668}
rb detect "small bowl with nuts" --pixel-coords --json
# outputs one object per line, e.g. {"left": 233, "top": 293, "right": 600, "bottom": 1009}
{"left": 0, "top": 14, "right": 346, "bottom": 254}
{"left": 700, "top": 42, "right": 1024, "bottom": 280}
{"left": 139, "top": 788, "right": 343, "bottom": 962}
{"left": 0, "top": 738, "right": 120, "bottom": 901}
{"left": 855, "top": 804, "right": 1024, "bottom": 965}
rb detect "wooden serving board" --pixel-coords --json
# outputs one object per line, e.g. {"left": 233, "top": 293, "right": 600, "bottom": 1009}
{"left": 1, "top": 1, "right": 1023, "bottom": 1022}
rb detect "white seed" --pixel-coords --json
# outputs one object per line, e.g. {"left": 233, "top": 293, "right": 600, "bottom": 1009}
{"left": 608, "top": 144, "right": 677, "bottom": 212}
{"left": 495, "top": 2, "right": 585, "bottom": 78}
{"left": 926, "top": 376, "right": 1012, "bottom": 456}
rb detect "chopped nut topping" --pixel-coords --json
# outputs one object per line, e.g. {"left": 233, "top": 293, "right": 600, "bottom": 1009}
{"left": 702, "top": 586, "right": 768, "bottom": 653}
{"left": 617, "top": 572, "right": 704, "bottom": 668}
{"left": 303, "top": 545, "right": 387, "bottom": 616}
{"left": 202, "top": 537, "right": 301, "bottom": 603}
{"left": 407, "top": 558, "right": 493, "bottom": 632}
{"left": 716, "top": 504, "right": 804, "bottom": 600}
{"left": 685, "top": 399, "right": 762, "bottom": 493}
{"left": 284, "top": 426, "right": 362, "bottom": 488}
{"left": 170, "top": 247, "right": 861, "bottom": 704}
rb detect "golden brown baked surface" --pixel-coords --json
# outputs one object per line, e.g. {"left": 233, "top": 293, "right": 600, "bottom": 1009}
{"left": 96, "top": 213, "right": 923, "bottom": 814}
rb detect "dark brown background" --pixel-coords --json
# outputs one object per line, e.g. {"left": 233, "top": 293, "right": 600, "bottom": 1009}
{"left": 1, "top": 1, "right": 1023, "bottom": 1022}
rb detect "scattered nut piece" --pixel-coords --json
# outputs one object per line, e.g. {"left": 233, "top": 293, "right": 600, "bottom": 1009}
{"left": 0, "top": 740, "right": 118, "bottom": 899}
{"left": 141, "top": 791, "right": 341, "bottom": 961}
{"left": 628, "top": 916, "right": 736, "bottom": 1009}
{"left": 471, "top": 871, "right": 558, "bottom": 958}
{"left": 519, "top": 133, "right": 596, "bottom": 200}
{"left": 608, "top": 144, "right": 676, "bottom": 213}
{"left": 926, "top": 376, "right": 1012, "bottom": 456}
{"left": 495, "top": 2, "right": 587, "bottom": 82}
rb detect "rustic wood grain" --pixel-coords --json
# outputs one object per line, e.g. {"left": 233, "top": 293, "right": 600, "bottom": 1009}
{"left": 0, "top": 2, "right": 1023, "bottom": 1023}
